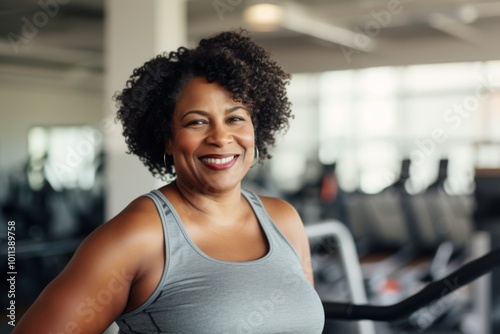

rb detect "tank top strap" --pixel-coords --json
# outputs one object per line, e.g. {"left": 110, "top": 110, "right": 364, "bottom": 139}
{"left": 144, "top": 190, "right": 171, "bottom": 224}
{"left": 146, "top": 189, "right": 186, "bottom": 250}
{"left": 118, "top": 190, "right": 173, "bottom": 318}
{"left": 150, "top": 188, "right": 267, "bottom": 231}
{"left": 148, "top": 188, "right": 300, "bottom": 264}
{"left": 241, "top": 188, "right": 269, "bottom": 223}
{"left": 241, "top": 188, "right": 303, "bottom": 262}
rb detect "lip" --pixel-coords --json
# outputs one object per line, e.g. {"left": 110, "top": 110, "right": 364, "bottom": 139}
{"left": 199, "top": 154, "right": 239, "bottom": 171}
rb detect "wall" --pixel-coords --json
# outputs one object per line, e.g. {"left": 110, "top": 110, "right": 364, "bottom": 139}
{"left": 0, "top": 76, "right": 103, "bottom": 174}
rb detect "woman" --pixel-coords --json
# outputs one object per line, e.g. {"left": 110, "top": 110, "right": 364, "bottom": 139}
{"left": 14, "top": 30, "right": 325, "bottom": 334}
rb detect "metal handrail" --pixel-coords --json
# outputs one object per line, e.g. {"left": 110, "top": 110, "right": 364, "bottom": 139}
{"left": 306, "top": 221, "right": 376, "bottom": 334}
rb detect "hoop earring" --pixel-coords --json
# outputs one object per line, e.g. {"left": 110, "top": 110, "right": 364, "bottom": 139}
{"left": 251, "top": 147, "right": 259, "bottom": 168}
{"left": 163, "top": 152, "right": 168, "bottom": 169}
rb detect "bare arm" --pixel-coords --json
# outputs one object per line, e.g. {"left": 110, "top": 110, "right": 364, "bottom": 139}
{"left": 13, "top": 198, "right": 157, "bottom": 334}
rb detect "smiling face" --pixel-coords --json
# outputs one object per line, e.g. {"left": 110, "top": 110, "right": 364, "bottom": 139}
{"left": 167, "top": 77, "right": 255, "bottom": 194}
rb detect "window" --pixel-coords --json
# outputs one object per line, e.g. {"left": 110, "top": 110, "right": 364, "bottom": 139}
{"left": 269, "top": 61, "right": 500, "bottom": 194}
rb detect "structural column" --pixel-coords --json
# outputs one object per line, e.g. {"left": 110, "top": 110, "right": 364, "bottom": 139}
{"left": 103, "top": 0, "right": 186, "bottom": 219}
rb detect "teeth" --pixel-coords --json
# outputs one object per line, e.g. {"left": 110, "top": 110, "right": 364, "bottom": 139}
{"left": 201, "top": 156, "right": 235, "bottom": 165}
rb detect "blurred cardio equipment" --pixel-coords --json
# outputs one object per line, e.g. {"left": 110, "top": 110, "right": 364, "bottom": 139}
{"left": 308, "top": 157, "right": 481, "bottom": 334}
{"left": 0, "top": 126, "right": 105, "bottom": 315}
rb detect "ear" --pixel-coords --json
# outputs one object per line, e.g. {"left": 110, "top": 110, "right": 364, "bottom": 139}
{"left": 165, "top": 140, "right": 173, "bottom": 155}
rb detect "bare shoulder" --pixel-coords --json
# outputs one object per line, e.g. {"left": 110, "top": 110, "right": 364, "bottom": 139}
{"left": 259, "top": 195, "right": 315, "bottom": 285}
{"left": 258, "top": 196, "right": 305, "bottom": 248}
{"left": 79, "top": 194, "right": 163, "bottom": 265}
{"left": 59, "top": 194, "right": 163, "bottom": 297}
{"left": 86, "top": 194, "right": 165, "bottom": 280}
{"left": 14, "top": 194, "right": 163, "bottom": 333}
{"left": 104, "top": 194, "right": 164, "bottom": 249}
{"left": 259, "top": 196, "right": 302, "bottom": 226}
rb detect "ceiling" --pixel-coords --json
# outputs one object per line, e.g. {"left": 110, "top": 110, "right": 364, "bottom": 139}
{"left": 1, "top": 0, "right": 500, "bottom": 90}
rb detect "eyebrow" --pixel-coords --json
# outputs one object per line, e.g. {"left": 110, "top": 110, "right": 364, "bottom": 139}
{"left": 180, "top": 106, "right": 247, "bottom": 120}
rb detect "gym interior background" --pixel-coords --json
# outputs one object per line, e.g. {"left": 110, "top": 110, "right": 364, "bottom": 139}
{"left": 1, "top": 0, "right": 500, "bottom": 333}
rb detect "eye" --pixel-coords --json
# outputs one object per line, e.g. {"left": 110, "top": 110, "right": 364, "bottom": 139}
{"left": 185, "top": 119, "right": 207, "bottom": 127}
{"left": 227, "top": 116, "right": 245, "bottom": 123}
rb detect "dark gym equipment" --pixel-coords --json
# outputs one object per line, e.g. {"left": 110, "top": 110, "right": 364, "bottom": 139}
{"left": 323, "top": 247, "right": 500, "bottom": 321}
{"left": 310, "top": 158, "right": 489, "bottom": 333}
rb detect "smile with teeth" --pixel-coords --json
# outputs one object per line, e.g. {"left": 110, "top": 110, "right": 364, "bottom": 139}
{"left": 200, "top": 156, "right": 236, "bottom": 165}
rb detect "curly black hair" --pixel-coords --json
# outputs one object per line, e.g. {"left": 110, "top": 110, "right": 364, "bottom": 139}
{"left": 115, "top": 29, "right": 292, "bottom": 180}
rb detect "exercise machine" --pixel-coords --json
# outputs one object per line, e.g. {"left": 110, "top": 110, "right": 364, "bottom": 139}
{"left": 308, "top": 221, "right": 495, "bottom": 334}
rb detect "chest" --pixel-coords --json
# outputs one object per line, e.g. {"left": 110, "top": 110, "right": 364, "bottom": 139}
{"left": 120, "top": 243, "right": 325, "bottom": 334}
{"left": 183, "top": 216, "right": 270, "bottom": 262}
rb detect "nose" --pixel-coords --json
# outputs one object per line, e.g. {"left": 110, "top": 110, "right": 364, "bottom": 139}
{"left": 205, "top": 122, "right": 233, "bottom": 147}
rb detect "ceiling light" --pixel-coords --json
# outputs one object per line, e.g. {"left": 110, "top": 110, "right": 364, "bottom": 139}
{"left": 457, "top": 5, "right": 478, "bottom": 24}
{"left": 243, "top": 3, "right": 284, "bottom": 31}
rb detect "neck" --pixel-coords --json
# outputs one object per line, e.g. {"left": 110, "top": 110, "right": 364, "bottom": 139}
{"left": 172, "top": 179, "right": 244, "bottom": 219}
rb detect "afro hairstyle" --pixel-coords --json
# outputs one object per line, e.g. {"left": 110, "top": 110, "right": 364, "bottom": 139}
{"left": 115, "top": 29, "right": 292, "bottom": 180}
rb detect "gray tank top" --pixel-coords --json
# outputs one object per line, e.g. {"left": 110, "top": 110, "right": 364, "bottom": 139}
{"left": 116, "top": 189, "right": 325, "bottom": 333}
